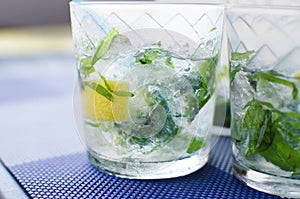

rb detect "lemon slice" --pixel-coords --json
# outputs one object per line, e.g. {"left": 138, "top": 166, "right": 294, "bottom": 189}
{"left": 295, "top": 71, "right": 300, "bottom": 79}
{"left": 81, "top": 80, "right": 129, "bottom": 121}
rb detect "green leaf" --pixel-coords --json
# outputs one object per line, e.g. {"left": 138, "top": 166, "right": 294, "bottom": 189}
{"left": 293, "top": 168, "right": 300, "bottom": 177}
{"left": 83, "top": 81, "right": 113, "bottom": 101}
{"left": 197, "top": 61, "right": 209, "bottom": 109}
{"left": 260, "top": 126, "right": 300, "bottom": 173}
{"left": 113, "top": 90, "right": 134, "bottom": 97}
{"left": 91, "top": 28, "right": 119, "bottom": 65}
{"left": 198, "top": 64, "right": 208, "bottom": 94}
{"left": 165, "top": 53, "right": 174, "bottom": 69}
{"left": 210, "top": 27, "right": 217, "bottom": 32}
{"left": 231, "top": 50, "right": 255, "bottom": 63}
{"left": 85, "top": 121, "right": 102, "bottom": 128}
{"left": 242, "top": 101, "right": 273, "bottom": 155}
{"left": 80, "top": 57, "right": 95, "bottom": 75}
{"left": 81, "top": 66, "right": 95, "bottom": 76}
{"left": 156, "top": 41, "right": 162, "bottom": 47}
{"left": 135, "top": 44, "right": 175, "bottom": 69}
{"left": 253, "top": 71, "right": 299, "bottom": 100}
{"left": 136, "top": 48, "right": 158, "bottom": 64}
{"left": 98, "top": 72, "right": 113, "bottom": 92}
{"left": 230, "top": 64, "right": 242, "bottom": 83}
{"left": 187, "top": 137, "right": 204, "bottom": 154}
{"left": 240, "top": 98, "right": 300, "bottom": 173}
{"left": 273, "top": 113, "right": 300, "bottom": 144}
{"left": 244, "top": 98, "right": 274, "bottom": 110}
{"left": 79, "top": 29, "right": 119, "bottom": 76}
{"left": 80, "top": 56, "right": 93, "bottom": 68}
{"left": 198, "top": 94, "right": 211, "bottom": 110}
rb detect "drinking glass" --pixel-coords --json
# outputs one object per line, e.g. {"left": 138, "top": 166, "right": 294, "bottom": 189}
{"left": 70, "top": 1, "right": 224, "bottom": 179}
{"left": 227, "top": 1, "right": 300, "bottom": 197}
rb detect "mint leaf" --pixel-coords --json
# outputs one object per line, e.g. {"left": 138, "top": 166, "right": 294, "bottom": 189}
{"left": 242, "top": 100, "right": 273, "bottom": 155}
{"left": 260, "top": 123, "right": 300, "bottom": 173}
{"left": 210, "top": 27, "right": 217, "bottom": 32}
{"left": 240, "top": 98, "right": 300, "bottom": 173}
{"left": 136, "top": 48, "right": 158, "bottom": 64}
{"left": 80, "top": 56, "right": 95, "bottom": 75}
{"left": 91, "top": 28, "right": 119, "bottom": 65}
{"left": 196, "top": 55, "right": 218, "bottom": 109}
{"left": 83, "top": 81, "right": 113, "bottom": 101}
{"left": 80, "top": 56, "right": 92, "bottom": 67}
{"left": 231, "top": 50, "right": 255, "bottom": 63}
{"left": 230, "top": 50, "right": 255, "bottom": 85}
{"left": 135, "top": 43, "right": 175, "bottom": 69}
{"left": 165, "top": 52, "right": 174, "bottom": 69}
{"left": 98, "top": 73, "right": 113, "bottom": 92}
{"left": 230, "top": 64, "right": 242, "bottom": 83}
{"left": 253, "top": 71, "right": 299, "bottom": 100}
{"left": 113, "top": 90, "right": 134, "bottom": 97}
{"left": 85, "top": 121, "right": 102, "bottom": 128}
{"left": 81, "top": 65, "right": 95, "bottom": 75}
{"left": 88, "top": 73, "right": 134, "bottom": 99}
{"left": 230, "top": 50, "right": 300, "bottom": 174}
{"left": 79, "top": 28, "right": 119, "bottom": 76}
{"left": 187, "top": 137, "right": 204, "bottom": 154}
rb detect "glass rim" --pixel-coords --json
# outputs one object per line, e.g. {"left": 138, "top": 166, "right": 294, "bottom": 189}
{"left": 226, "top": 0, "right": 300, "bottom": 9}
{"left": 69, "top": 0, "right": 224, "bottom": 6}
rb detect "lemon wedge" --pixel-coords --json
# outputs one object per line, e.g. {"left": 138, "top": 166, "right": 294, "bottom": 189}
{"left": 295, "top": 71, "right": 300, "bottom": 79}
{"left": 81, "top": 80, "right": 129, "bottom": 121}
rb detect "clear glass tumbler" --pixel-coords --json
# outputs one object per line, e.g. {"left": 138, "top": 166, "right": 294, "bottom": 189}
{"left": 227, "top": 1, "right": 300, "bottom": 197}
{"left": 70, "top": 1, "right": 224, "bottom": 179}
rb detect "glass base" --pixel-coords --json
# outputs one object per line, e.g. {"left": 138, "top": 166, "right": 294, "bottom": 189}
{"left": 88, "top": 150, "right": 208, "bottom": 179}
{"left": 233, "top": 157, "right": 300, "bottom": 198}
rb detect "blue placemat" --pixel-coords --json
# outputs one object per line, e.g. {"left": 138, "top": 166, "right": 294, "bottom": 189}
{"left": 7, "top": 136, "right": 279, "bottom": 199}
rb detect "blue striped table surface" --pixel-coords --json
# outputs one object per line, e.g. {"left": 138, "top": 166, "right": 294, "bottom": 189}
{"left": 6, "top": 136, "right": 280, "bottom": 199}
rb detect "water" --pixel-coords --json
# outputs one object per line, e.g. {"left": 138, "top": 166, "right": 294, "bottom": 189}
{"left": 84, "top": 42, "right": 216, "bottom": 161}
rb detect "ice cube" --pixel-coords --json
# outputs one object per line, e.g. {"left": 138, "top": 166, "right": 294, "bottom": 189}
{"left": 94, "top": 34, "right": 135, "bottom": 74}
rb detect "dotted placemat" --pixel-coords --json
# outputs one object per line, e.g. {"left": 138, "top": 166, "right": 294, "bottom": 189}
{"left": 8, "top": 136, "right": 279, "bottom": 199}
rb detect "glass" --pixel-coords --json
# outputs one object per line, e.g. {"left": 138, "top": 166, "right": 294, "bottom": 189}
{"left": 227, "top": 2, "right": 300, "bottom": 197}
{"left": 70, "top": 1, "right": 224, "bottom": 179}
